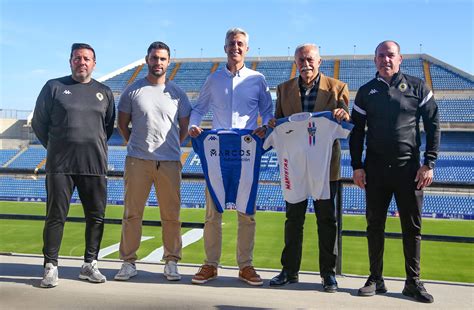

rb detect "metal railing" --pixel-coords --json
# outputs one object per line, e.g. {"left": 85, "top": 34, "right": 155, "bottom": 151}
{"left": 0, "top": 109, "right": 32, "bottom": 120}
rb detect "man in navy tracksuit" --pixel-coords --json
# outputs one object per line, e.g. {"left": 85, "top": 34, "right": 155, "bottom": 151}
{"left": 349, "top": 40, "right": 439, "bottom": 303}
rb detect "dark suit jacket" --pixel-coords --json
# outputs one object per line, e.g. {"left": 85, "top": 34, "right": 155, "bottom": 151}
{"left": 275, "top": 74, "right": 349, "bottom": 181}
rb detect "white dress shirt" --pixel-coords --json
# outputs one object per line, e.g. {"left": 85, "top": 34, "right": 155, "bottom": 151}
{"left": 189, "top": 65, "right": 273, "bottom": 130}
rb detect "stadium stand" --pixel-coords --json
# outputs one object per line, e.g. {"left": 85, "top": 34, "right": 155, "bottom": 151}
{"left": 102, "top": 67, "right": 136, "bottom": 94}
{"left": 108, "top": 146, "right": 128, "bottom": 171}
{"left": 0, "top": 149, "right": 19, "bottom": 166}
{"left": 172, "top": 62, "right": 214, "bottom": 92}
{"left": 182, "top": 149, "right": 473, "bottom": 185}
{"left": 255, "top": 60, "right": 294, "bottom": 88}
{"left": 437, "top": 99, "right": 474, "bottom": 123}
{"left": 0, "top": 176, "right": 470, "bottom": 219}
{"left": 7, "top": 145, "right": 45, "bottom": 169}
{"left": 108, "top": 129, "right": 126, "bottom": 146}
{"left": 430, "top": 64, "right": 474, "bottom": 90}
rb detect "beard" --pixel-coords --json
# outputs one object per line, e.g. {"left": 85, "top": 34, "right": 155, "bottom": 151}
{"left": 71, "top": 69, "right": 91, "bottom": 83}
{"left": 149, "top": 65, "right": 166, "bottom": 78}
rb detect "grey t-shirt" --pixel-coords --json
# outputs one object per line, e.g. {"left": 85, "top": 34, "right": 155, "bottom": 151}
{"left": 118, "top": 78, "right": 191, "bottom": 161}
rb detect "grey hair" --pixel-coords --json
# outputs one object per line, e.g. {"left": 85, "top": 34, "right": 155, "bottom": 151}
{"left": 375, "top": 40, "right": 401, "bottom": 55}
{"left": 294, "top": 43, "right": 320, "bottom": 58}
{"left": 225, "top": 27, "right": 249, "bottom": 46}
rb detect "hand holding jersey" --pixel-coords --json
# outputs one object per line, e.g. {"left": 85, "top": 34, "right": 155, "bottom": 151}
{"left": 189, "top": 125, "right": 268, "bottom": 139}
{"left": 268, "top": 108, "right": 348, "bottom": 129}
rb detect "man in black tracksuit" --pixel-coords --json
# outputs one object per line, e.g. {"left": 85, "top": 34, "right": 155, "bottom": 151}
{"left": 349, "top": 41, "right": 439, "bottom": 303}
{"left": 32, "top": 43, "right": 115, "bottom": 288}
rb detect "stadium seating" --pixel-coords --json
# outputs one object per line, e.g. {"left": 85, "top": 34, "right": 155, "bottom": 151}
{"left": 437, "top": 99, "right": 474, "bottom": 123}
{"left": 255, "top": 60, "right": 294, "bottom": 88}
{"left": 102, "top": 67, "right": 137, "bottom": 93}
{"left": 11, "top": 131, "right": 474, "bottom": 185}
{"left": 340, "top": 131, "right": 474, "bottom": 152}
{"left": 347, "top": 99, "right": 474, "bottom": 124}
{"left": 108, "top": 129, "right": 125, "bottom": 146}
{"left": 340, "top": 151, "right": 473, "bottom": 184}
{"left": 172, "top": 62, "right": 213, "bottom": 92}
{"left": 182, "top": 149, "right": 473, "bottom": 185}
{"left": 8, "top": 146, "right": 45, "bottom": 169}
{"left": 108, "top": 146, "right": 127, "bottom": 171}
{"left": 430, "top": 65, "right": 474, "bottom": 90}
{"left": 0, "top": 149, "right": 19, "bottom": 166}
{"left": 1, "top": 176, "right": 470, "bottom": 219}
{"left": 338, "top": 59, "right": 376, "bottom": 90}
{"left": 339, "top": 58, "right": 425, "bottom": 91}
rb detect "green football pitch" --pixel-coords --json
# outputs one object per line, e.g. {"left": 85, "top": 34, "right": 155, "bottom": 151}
{"left": 0, "top": 201, "right": 472, "bottom": 283}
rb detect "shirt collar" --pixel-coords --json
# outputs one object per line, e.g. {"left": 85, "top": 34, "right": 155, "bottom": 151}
{"left": 298, "top": 73, "right": 320, "bottom": 90}
{"left": 376, "top": 71, "right": 402, "bottom": 86}
{"left": 225, "top": 63, "right": 247, "bottom": 77}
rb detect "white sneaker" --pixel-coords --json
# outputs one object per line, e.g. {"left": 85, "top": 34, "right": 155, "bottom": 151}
{"left": 114, "top": 262, "right": 137, "bottom": 281}
{"left": 40, "top": 263, "right": 58, "bottom": 288}
{"left": 164, "top": 260, "right": 181, "bottom": 281}
{"left": 79, "top": 260, "right": 106, "bottom": 283}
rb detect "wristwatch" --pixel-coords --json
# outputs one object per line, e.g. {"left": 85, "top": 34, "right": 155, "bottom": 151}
{"left": 425, "top": 160, "right": 435, "bottom": 170}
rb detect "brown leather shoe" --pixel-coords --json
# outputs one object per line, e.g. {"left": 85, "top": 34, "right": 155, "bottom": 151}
{"left": 239, "top": 266, "right": 263, "bottom": 286}
{"left": 192, "top": 264, "right": 217, "bottom": 284}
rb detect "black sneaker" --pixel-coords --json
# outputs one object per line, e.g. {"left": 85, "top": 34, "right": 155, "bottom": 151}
{"left": 322, "top": 275, "right": 338, "bottom": 293}
{"left": 358, "top": 275, "right": 388, "bottom": 296}
{"left": 402, "top": 280, "right": 434, "bottom": 303}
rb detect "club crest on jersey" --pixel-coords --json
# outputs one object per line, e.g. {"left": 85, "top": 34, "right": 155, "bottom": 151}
{"left": 398, "top": 83, "right": 407, "bottom": 92}
{"left": 243, "top": 135, "right": 253, "bottom": 143}
{"left": 307, "top": 122, "right": 317, "bottom": 146}
{"left": 96, "top": 92, "right": 104, "bottom": 101}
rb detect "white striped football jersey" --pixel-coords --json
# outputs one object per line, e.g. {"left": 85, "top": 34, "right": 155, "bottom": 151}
{"left": 263, "top": 111, "right": 353, "bottom": 203}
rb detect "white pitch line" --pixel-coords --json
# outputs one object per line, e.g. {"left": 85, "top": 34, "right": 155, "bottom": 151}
{"left": 140, "top": 228, "right": 204, "bottom": 262}
{"left": 98, "top": 236, "right": 154, "bottom": 258}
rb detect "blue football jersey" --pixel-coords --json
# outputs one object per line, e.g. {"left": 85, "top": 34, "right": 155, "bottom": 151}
{"left": 192, "top": 129, "right": 267, "bottom": 215}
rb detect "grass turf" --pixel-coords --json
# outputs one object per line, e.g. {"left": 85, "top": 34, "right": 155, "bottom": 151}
{"left": 0, "top": 201, "right": 472, "bottom": 283}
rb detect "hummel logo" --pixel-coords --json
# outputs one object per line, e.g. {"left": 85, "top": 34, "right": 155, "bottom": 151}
{"left": 368, "top": 89, "right": 378, "bottom": 95}
{"left": 208, "top": 136, "right": 217, "bottom": 141}
{"left": 63, "top": 90, "right": 72, "bottom": 95}
{"left": 285, "top": 130, "right": 294, "bottom": 134}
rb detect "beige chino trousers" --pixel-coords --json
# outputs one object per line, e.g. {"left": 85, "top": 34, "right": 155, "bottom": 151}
{"left": 119, "top": 156, "right": 182, "bottom": 263}
{"left": 203, "top": 188, "right": 256, "bottom": 269}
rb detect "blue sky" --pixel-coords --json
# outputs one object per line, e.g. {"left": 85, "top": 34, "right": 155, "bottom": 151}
{"left": 1, "top": 0, "right": 472, "bottom": 111}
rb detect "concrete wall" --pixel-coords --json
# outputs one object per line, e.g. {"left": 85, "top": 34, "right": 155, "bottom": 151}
{"left": 0, "top": 119, "right": 28, "bottom": 139}
{"left": 0, "top": 139, "right": 28, "bottom": 149}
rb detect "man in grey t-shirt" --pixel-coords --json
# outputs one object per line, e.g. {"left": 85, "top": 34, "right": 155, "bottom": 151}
{"left": 114, "top": 41, "right": 191, "bottom": 282}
